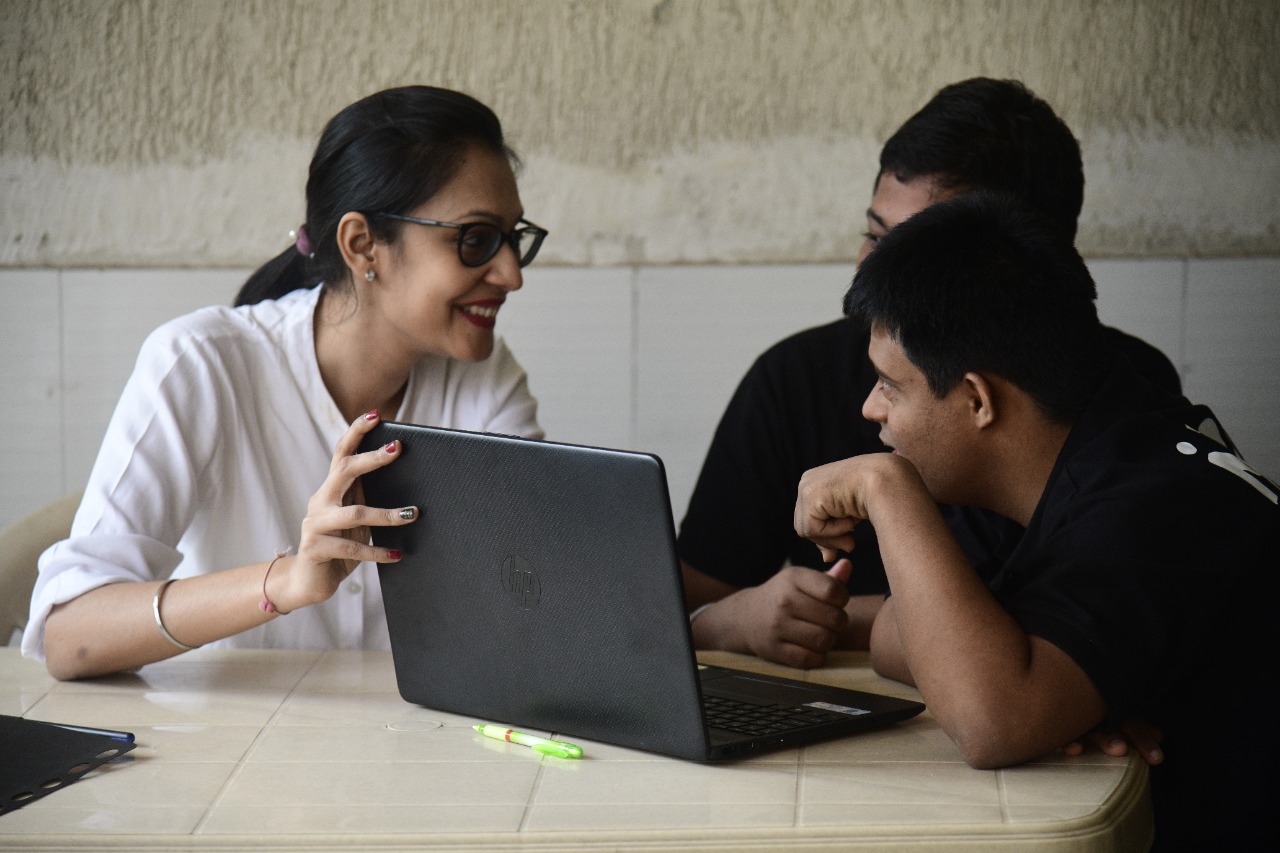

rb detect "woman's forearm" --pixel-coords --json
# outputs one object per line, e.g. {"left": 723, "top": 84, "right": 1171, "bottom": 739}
{"left": 43, "top": 560, "right": 280, "bottom": 680}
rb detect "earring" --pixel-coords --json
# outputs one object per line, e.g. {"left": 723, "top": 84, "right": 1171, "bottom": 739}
{"left": 365, "top": 269, "right": 376, "bottom": 283}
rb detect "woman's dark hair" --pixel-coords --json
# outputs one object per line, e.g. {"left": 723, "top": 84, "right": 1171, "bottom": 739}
{"left": 877, "top": 78, "right": 1084, "bottom": 240}
{"left": 843, "top": 191, "right": 1107, "bottom": 424}
{"left": 234, "top": 86, "right": 516, "bottom": 307}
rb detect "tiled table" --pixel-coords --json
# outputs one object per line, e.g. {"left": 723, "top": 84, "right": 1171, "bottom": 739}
{"left": 0, "top": 647, "right": 1152, "bottom": 850}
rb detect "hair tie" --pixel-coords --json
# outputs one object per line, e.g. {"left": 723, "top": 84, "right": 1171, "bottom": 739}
{"left": 290, "top": 225, "right": 314, "bottom": 259}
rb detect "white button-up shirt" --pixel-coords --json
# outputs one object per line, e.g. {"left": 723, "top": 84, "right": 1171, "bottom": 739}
{"left": 23, "top": 285, "right": 542, "bottom": 660}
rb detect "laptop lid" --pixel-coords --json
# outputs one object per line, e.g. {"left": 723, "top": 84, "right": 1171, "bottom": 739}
{"left": 359, "top": 423, "right": 923, "bottom": 760}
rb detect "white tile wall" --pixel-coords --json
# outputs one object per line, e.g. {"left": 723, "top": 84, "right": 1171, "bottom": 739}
{"left": 499, "top": 266, "right": 635, "bottom": 451}
{"left": 1, "top": 259, "right": 1277, "bottom": 535}
{"left": 2, "top": 271, "right": 62, "bottom": 515}
{"left": 1, "top": 269, "right": 244, "bottom": 529}
{"left": 634, "top": 265, "right": 852, "bottom": 524}
{"left": 1183, "top": 259, "right": 1280, "bottom": 474}
{"left": 1089, "top": 259, "right": 1186, "bottom": 376}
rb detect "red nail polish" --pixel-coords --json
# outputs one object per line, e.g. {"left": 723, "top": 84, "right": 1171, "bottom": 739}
{"left": 384, "top": 441, "right": 397, "bottom": 453}
{"left": 387, "top": 549, "right": 403, "bottom": 560}
{"left": 364, "top": 410, "right": 379, "bottom": 421}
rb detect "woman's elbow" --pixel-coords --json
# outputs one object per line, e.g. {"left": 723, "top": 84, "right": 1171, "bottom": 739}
{"left": 43, "top": 630, "right": 94, "bottom": 681}
{"left": 46, "top": 657, "right": 82, "bottom": 682}
{"left": 43, "top": 607, "right": 111, "bottom": 681}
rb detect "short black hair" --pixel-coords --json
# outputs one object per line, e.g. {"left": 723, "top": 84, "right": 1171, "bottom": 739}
{"left": 843, "top": 191, "right": 1107, "bottom": 423}
{"left": 878, "top": 78, "right": 1083, "bottom": 239}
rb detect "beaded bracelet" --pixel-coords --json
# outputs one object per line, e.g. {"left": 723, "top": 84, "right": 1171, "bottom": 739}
{"left": 152, "top": 578, "right": 201, "bottom": 652}
{"left": 259, "top": 549, "right": 293, "bottom": 614}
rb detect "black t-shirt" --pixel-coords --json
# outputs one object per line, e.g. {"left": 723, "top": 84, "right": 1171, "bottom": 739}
{"left": 676, "top": 317, "right": 1180, "bottom": 592}
{"left": 677, "top": 318, "right": 891, "bottom": 592}
{"left": 990, "top": 362, "right": 1279, "bottom": 850}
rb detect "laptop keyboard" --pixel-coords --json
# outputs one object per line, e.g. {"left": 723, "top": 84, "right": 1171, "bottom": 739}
{"left": 702, "top": 695, "right": 851, "bottom": 737}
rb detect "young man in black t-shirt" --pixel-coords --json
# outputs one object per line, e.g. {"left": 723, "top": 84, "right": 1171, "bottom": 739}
{"left": 792, "top": 192, "right": 1278, "bottom": 850}
{"left": 680, "top": 78, "right": 1180, "bottom": 667}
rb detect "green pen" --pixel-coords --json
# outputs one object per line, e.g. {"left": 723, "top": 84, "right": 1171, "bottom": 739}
{"left": 473, "top": 723, "right": 583, "bottom": 759}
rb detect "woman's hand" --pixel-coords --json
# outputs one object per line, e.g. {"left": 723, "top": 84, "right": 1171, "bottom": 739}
{"left": 272, "top": 411, "right": 418, "bottom": 612}
{"left": 44, "top": 411, "right": 419, "bottom": 679}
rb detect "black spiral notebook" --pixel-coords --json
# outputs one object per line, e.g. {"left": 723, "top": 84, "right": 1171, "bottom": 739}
{"left": 358, "top": 423, "right": 924, "bottom": 761}
{"left": 0, "top": 715, "right": 136, "bottom": 815}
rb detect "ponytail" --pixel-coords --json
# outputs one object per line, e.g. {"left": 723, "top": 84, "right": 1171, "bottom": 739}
{"left": 235, "top": 243, "right": 318, "bottom": 307}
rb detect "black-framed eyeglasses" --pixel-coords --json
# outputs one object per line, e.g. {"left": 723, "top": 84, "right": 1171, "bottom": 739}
{"left": 372, "top": 212, "right": 548, "bottom": 268}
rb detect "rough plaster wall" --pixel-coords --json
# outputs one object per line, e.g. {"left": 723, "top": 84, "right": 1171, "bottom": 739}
{"left": 2, "top": 0, "right": 1277, "bottom": 267}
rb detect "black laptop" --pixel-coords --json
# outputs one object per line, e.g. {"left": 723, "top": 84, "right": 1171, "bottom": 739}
{"left": 358, "top": 423, "right": 924, "bottom": 761}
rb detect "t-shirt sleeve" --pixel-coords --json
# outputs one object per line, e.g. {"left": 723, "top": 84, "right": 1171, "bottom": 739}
{"left": 997, "top": 430, "right": 1279, "bottom": 723}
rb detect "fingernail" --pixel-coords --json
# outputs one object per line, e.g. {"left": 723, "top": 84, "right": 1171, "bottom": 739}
{"left": 384, "top": 441, "right": 397, "bottom": 453}
{"left": 398, "top": 507, "right": 416, "bottom": 520}
{"left": 387, "top": 549, "right": 403, "bottom": 560}
{"left": 364, "top": 410, "right": 379, "bottom": 421}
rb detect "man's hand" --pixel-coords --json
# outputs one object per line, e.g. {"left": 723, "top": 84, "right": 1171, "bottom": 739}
{"left": 795, "top": 454, "right": 918, "bottom": 561}
{"left": 1062, "top": 718, "right": 1165, "bottom": 766}
{"left": 692, "top": 561, "right": 853, "bottom": 668}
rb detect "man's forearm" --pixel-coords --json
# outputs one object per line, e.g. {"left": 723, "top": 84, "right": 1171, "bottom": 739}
{"left": 865, "top": 470, "right": 1106, "bottom": 767}
{"left": 867, "top": 595, "right": 913, "bottom": 683}
{"left": 838, "top": 594, "right": 886, "bottom": 650}
{"left": 680, "top": 559, "right": 740, "bottom": 611}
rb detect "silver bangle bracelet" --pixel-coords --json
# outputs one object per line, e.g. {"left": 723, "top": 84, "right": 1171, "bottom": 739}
{"left": 152, "top": 578, "right": 201, "bottom": 652}
{"left": 688, "top": 602, "right": 715, "bottom": 624}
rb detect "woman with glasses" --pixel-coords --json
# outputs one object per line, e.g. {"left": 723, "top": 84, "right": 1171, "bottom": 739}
{"left": 25, "top": 86, "right": 549, "bottom": 680}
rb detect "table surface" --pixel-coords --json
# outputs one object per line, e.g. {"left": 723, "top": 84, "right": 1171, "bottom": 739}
{"left": 0, "top": 646, "right": 1151, "bottom": 851}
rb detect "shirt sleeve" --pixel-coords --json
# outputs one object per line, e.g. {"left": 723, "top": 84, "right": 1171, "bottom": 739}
{"left": 997, "top": 426, "right": 1279, "bottom": 723}
{"left": 22, "top": 320, "right": 223, "bottom": 661}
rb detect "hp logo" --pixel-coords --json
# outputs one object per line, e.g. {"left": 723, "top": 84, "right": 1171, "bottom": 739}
{"left": 500, "top": 555, "right": 541, "bottom": 609}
